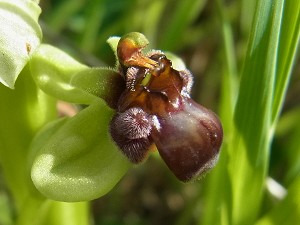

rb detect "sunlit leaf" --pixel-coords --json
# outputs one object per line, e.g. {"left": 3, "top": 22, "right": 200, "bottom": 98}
{"left": 255, "top": 176, "right": 300, "bottom": 225}
{"left": 203, "top": 0, "right": 300, "bottom": 224}
{"left": 271, "top": 0, "right": 300, "bottom": 124}
{"left": 0, "top": 0, "right": 42, "bottom": 88}
{"left": 0, "top": 68, "right": 56, "bottom": 211}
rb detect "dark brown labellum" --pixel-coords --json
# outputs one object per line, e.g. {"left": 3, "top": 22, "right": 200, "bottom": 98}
{"left": 151, "top": 98, "right": 223, "bottom": 181}
{"left": 109, "top": 107, "right": 152, "bottom": 163}
{"left": 109, "top": 32, "right": 223, "bottom": 182}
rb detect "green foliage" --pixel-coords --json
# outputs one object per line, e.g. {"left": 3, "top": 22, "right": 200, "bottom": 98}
{"left": 0, "top": 0, "right": 42, "bottom": 88}
{"left": 0, "top": 0, "right": 299, "bottom": 225}
{"left": 255, "top": 176, "right": 300, "bottom": 225}
{"left": 203, "top": 1, "right": 300, "bottom": 225}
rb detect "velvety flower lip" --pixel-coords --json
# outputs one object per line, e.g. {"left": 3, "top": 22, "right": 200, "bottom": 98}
{"left": 110, "top": 32, "right": 223, "bottom": 182}
{"left": 151, "top": 97, "right": 223, "bottom": 181}
{"left": 110, "top": 107, "right": 152, "bottom": 164}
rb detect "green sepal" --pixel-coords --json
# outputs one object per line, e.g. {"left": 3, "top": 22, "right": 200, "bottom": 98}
{"left": 71, "top": 67, "right": 125, "bottom": 109}
{"left": 31, "top": 101, "right": 131, "bottom": 202}
{"left": 29, "top": 44, "right": 93, "bottom": 104}
{"left": 106, "top": 36, "right": 121, "bottom": 69}
{"left": 30, "top": 44, "right": 124, "bottom": 106}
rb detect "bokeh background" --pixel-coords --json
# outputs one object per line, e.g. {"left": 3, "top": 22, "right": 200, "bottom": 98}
{"left": 38, "top": 0, "right": 299, "bottom": 225}
{"left": 1, "top": 0, "right": 298, "bottom": 225}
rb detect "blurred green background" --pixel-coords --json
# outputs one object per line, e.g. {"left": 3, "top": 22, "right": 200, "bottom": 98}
{"left": 40, "top": 0, "right": 299, "bottom": 224}
{"left": 1, "top": 0, "right": 299, "bottom": 225}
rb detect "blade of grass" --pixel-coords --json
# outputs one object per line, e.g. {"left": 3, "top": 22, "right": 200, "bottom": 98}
{"left": 202, "top": 0, "right": 238, "bottom": 223}
{"left": 80, "top": 0, "right": 104, "bottom": 52}
{"left": 0, "top": 67, "right": 57, "bottom": 225}
{"left": 216, "top": 0, "right": 238, "bottom": 127}
{"left": 254, "top": 176, "right": 300, "bottom": 225}
{"left": 271, "top": 0, "right": 300, "bottom": 126}
{"left": 0, "top": 191, "right": 12, "bottom": 225}
{"left": 45, "top": 0, "right": 86, "bottom": 32}
{"left": 0, "top": 68, "right": 55, "bottom": 210}
{"left": 142, "top": 0, "right": 168, "bottom": 47}
{"left": 158, "top": 0, "right": 207, "bottom": 51}
{"left": 275, "top": 107, "right": 300, "bottom": 184}
{"left": 230, "top": 0, "right": 284, "bottom": 224}
{"left": 240, "top": 0, "right": 257, "bottom": 37}
{"left": 202, "top": 0, "right": 300, "bottom": 224}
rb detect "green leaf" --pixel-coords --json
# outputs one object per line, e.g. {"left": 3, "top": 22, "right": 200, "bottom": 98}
{"left": 202, "top": 0, "right": 238, "bottom": 224}
{"left": 0, "top": 191, "right": 13, "bottom": 225}
{"left": 255, "top": 176, "right": 300, "bottom": 225}
{"left": 203, "top": 0, "right": 300, "bottom": 224}
{"left": 0, "top": 67, "right": 56, "bottom": 210}
{"left": 0, "top": 0, "right": 42, "bottom": 88}
{"left": 271, "top": 0, "right": 300, "bottom": 124}
{"left": 158, "top": 0, "right": 207, "bottom": 51}
{"left": 275, "top": 107, "right": 300, "bottom": 184}
{"left": 31, "top": 101, "right": 131, "bottom": 202}
{"left": 229, "top": 0, "right": 285, "bottom": 223}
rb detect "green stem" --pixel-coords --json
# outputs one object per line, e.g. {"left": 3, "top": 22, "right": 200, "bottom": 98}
{"left": 43, "top": 201, "right": 90, "bottom": 225}
{"left": 0, "top": 66, "right": 56, "bottom": 223}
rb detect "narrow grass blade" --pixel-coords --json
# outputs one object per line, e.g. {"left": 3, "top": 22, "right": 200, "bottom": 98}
{"left": 271, "top": 0, "right": 300, "bottom": 125}
{"left": 202, "top": 0, "right": 300, "bottom": 224}
{"left": 254, "top": 176, "right": 300, "bottom": 225}
{"left": 158, "top": 0, "right": 206, "bottom": 51}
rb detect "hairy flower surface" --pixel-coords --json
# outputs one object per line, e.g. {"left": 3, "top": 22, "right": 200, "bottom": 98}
{"left": 110, "top": 32, "right": 223, "bottom": 181}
